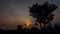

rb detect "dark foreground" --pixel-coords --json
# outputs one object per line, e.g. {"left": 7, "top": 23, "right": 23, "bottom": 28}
{"left": 0, "top": 25, "right": 60, "bottom": 33}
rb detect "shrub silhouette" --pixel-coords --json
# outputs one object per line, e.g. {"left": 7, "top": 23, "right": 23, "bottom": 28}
{"left": 29, "top": 2, "right": 57, "bottom": 29}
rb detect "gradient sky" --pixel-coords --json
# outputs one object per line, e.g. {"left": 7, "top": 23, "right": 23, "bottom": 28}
{"left": 0, "top": 0, "right": 60, "bottom": 30}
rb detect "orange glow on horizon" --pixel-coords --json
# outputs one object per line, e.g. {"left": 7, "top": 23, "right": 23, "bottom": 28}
{"left": 24, "top": 20, "right": 32, "bottom": 29}
{"left": 26, "top": 23, "right": 30, "bottom": 26}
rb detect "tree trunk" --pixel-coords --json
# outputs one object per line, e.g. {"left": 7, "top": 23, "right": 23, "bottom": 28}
{"left": 40, "top": 23, "right": 43, "bottom": 29}
{"left": 44, "top": 24, "right": 46, "bottom": 29}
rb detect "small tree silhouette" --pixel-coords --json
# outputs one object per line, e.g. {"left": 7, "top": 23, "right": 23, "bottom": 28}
{"left": 29, "top": 2, "right": 57, "bottom": 29}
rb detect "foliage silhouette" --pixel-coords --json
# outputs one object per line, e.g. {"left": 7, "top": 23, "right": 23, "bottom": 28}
{"left": 54, "top": 24, "right": 60, "bottom": 32}
{"left": 29, "top": 2, "right": 57, "bottom": 29}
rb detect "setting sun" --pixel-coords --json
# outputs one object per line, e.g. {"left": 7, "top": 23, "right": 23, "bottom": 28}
{"left": 26, "top": 23, "right": 30, "bottom": 26}
{"left": 24, "top": 20, "right": 32, "bottom": 28}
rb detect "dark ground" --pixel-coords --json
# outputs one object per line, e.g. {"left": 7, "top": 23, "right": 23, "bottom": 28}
{"left": 0, "top": 25, "right": 60, "bottom": 33}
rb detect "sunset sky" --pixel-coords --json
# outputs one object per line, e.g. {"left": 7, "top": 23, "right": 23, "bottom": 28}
{"left": 0, "top": 0, "right": 60, "bottom": 30}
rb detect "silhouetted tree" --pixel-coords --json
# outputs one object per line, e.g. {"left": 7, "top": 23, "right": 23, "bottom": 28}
{"left": 17, "top": 25, "right": 22, "bottom": 31}
{"left": 54, "top": 24, "right": 60, "bottom": 32}
{"left": 29, "top": 2, "right": 57, "bottom": 29}
{"left": 45, "top": 25, "right": 52, "bottom": 32}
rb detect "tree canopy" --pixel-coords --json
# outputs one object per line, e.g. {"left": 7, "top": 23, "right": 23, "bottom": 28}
{"left": 29, "top": 2, "right": 57, "bottom": 29}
